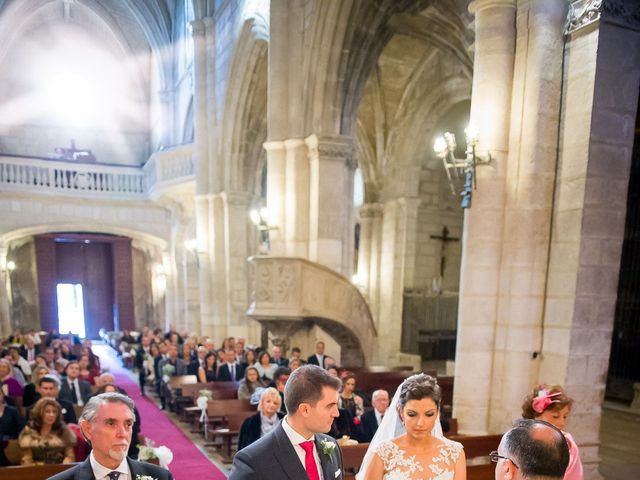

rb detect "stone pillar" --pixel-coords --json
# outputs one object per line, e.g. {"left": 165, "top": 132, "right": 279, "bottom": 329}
{"left": 190, "top": 19, "right": 209, "bottom": 195}
{"left": 0, "top": 245, "right": 11, "bottom": 338}
{"left": 157, "top": 88, "right": 175, "bottom": 149}
{"left": 489, "top": 0, "right": 567, "bottom": 433}
{"left": 542, "top": 4, "right": 640, "bottom": 477}
{"left": 356, "top": 203, "right": 383, "bottom": 299}
{"left": 455, "top": 0, "right": 516, "bottom": 435}
{"left": 306, "top": 135, "right": 355, "bottom": 275}
{"left": 264, "top": 141, "right": 287, "bottom": 256}
{"left": 375, "top": 197, "right": 421, "bottom": 367}
{"left": 285, "top": 139, "right": 310, "bottom": 258}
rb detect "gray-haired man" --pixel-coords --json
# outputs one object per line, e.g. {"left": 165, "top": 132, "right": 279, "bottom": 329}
{"left": 47, "top": 392, "right": 173, "bottom": 480}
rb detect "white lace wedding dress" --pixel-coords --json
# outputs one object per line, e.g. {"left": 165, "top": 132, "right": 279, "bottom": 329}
{"left": 372, "top": 439, "right": 463, "bottom": 480}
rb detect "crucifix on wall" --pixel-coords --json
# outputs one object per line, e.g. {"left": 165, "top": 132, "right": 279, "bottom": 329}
{"left": 430, "top": 226, "right": 459, "bottom": 278}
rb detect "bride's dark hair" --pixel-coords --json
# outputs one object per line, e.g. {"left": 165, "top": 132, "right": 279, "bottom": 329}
{"left": 397, "top": 373, "right": 441, "bottom": 410}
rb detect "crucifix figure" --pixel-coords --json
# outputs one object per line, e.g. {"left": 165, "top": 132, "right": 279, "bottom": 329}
{"left": 430, "top": 226, "right": 459, "bottom": 278}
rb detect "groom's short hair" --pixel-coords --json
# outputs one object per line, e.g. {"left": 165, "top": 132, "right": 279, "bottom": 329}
{"left": 284, "top": 364, "right": 341, "bottom": 414}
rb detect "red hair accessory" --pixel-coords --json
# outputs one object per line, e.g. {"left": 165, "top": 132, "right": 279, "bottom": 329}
{"left": 532, "top": 387, "right": 562, "bottom": 413}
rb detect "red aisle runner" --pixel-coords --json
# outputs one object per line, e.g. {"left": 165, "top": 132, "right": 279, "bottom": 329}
{"left": 94, "top": 345, "right": 227, "bottom": 480}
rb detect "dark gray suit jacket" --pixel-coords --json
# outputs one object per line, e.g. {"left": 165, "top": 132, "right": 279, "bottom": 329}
{"left": 229, "top": 423, "right": 343, "bottom": 480}
{"left": 46, "top": 457, "right": 174, "bottom": 480}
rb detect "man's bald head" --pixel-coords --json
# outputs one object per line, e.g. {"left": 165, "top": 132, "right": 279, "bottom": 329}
{"left": 498, "top": 419, "right": 569, "bottom": 479}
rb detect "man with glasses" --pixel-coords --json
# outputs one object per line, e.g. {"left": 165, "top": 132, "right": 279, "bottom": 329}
{"left": 492, "top": 419, "right": 570, "bottom": 480}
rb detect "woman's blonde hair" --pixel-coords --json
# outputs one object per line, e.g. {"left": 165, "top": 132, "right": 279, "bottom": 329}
{"left": 258, "top": 387, "right": 282, "bottom": 412}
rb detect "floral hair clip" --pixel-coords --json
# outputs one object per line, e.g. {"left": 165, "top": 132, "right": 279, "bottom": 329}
{"left": 532, "top": 387, "right": 562, "bottom": 413}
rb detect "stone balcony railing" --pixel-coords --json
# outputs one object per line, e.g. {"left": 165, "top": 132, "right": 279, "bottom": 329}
{"left": 0, "top": 144, "right": 195, "bottom": 201}
{"left": 248, "top": 256, "right": 377, "bottom": 366}
{"left": 0, "top": 154, "right": 145, "bottom": 199}
{"left": 144, "top": 144, "right": 195, "bottom": 198}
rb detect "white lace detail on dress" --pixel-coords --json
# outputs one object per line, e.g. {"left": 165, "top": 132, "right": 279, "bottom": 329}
{"left": 374, "top": 440, "right": 462, "bottom": 480}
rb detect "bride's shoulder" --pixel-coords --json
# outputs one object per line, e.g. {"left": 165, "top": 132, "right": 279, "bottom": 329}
{"left": 373, "top": 438, "right": 402, "bottom": 456}
{"left": 434, "top": 438, "right": 464, "bottom": 460}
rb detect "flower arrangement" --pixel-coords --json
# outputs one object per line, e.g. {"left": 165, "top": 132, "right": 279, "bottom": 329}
{"left": 161, "top": 363, "right": 176, "bottom": 382}
{"left": 198, "top": 389, "right": 213, "bottom": 399}
{"left": 137, "top": 439, "right": 174, "bottom": 469}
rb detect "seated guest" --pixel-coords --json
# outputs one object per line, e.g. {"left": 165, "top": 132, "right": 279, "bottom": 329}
{"left": 254, "top": 351, "right": 277, "bottom": 381}
{"left": 189, "top": 346, "right": 207, "bottom": 376}
{"left": 288, "top": 358, "right": 302, "bottom": 371}
{"left": 359, "top": 389, "right": 390, "bottom": 442}
{"left": 28, "top": 376, "right": 77, "bottom": 425}
{"left": 19, "top": 337, "right": 40, "bottom": 366}
{"left": 0, "top": 358, "right": 23, "bottom": 396}
{"left": 493, "top": 419, "right": 569, "bottom": 480}
{"left": 329, "top": 407, "right": 355, "bottom": 440}
{"left": 306, "top": 341, "right": 329, "bottom": 367}
{"left": 198, "top": 352, "right": 218, "bottom": 383}
{"left": 337, "top": 372, "right": 364, "bottom": 419}
{"left": 243, "top": 349, "right": 257, "bottom": 369}
{"left": 54, "top": 358, "right": 69, "bottom": 377}
{"left": 8, "top": 346, "right": 31, "bottom": 377}
{"left": 234, "top": 342, "right": 246, "bottom": 364}
{"left": 81, "top": 346, "right": 101, "bottom": 379}
{"left": 237, "top": 367, "right": 266, "bottom": 400}
{"left": 58, "top": 361, "right": 91, "bottom": 406}
{"left": 23, "top": 365, "right": 50, "bottom": 407}
{"left": 218, "top": 349, "right": 246, "bottom": 381}
{"left": 1, "top": 351, "right": 26, "bottom": 386}
{"left": 288, "top": 346, "right": 305, "bottom": 366}
{"left": 326, "top": 366, "right": 339, "bottom": 377}
{"left": 271, "top": 346, "right": 289, "bottom": 367}
{"left": 0, "top": 387, "right": 26, "bottom": 466}
{"left": 18, "top": 397, "right": 76, "bottom": 464}
{"left": 267, "top": 367, "right": 291, "bottom": 414}
{"left": 77, "top": 354, "right": 98, "bottom": 385}
{"left": 237, "top": 387, "right": 284, "bottom": 451}
{"left": 59, "top": 343, "right": 76, "bottom": 361}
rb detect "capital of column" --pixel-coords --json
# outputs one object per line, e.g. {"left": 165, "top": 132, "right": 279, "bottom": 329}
{"left": 565, "top": 0, "right": 602, "bottom": 34}
{"left": 469, "top": 0, "right": 516, "bottom": 15}
{"left": 189, "top": 19, "right": 206, "bottom": 38}
{"left": 359, "top": 203, "right": 384, "bottom": 219}
{"left": 305, "top": 134, "right": 355, "bottom": 169}
{"left": 224, "top": 190, "right": 253, "bottom": 207}
{"left": 263, "top": 140, "right": 286, "bottom": 153}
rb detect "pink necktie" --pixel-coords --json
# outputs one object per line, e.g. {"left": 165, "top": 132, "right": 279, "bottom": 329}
{"left": 299, "top": 440, "right": 320, "bottom": 480}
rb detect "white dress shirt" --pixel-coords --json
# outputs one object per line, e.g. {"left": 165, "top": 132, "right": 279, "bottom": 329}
{"left": 375, "top": 409, "right": 384, "bottom": 426}
{"left": 89, "top": 451, "right": 130, "bottom": 480}
{"left": 281, "top": 416, "right": 324, "bottom": 480}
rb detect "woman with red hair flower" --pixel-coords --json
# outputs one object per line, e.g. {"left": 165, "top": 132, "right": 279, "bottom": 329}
{"left": 522, "top": 384, "right": 584, "bottom": 480}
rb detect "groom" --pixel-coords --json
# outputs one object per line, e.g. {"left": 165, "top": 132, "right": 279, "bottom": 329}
{"left": 229, "top": 364, "right": 344, "bottom": 479}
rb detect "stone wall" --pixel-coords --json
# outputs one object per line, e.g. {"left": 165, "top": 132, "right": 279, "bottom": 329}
{"left": 6, "top": 238, "right": 39, "bottom": 332}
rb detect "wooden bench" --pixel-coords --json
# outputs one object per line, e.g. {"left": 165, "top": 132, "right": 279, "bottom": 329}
{"left": 1, "top": 463, "right": 77, "bottom": 480}
{"left": 207, "top": 411, "right": 255, "bottom": 462}
{"left": 205, "top": 399, "right": 253, "bottom": 437}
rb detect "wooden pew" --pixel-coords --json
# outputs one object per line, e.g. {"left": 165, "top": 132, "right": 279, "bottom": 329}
{"left": 205, "top": 399, "right": 253, "bottom": 437}
{"left": 207, "top": 411, "right": 255, "bottom": 462}
{"left": 1, "top": 463, "right": 77, "bottom": 480}
{"left": 341, "top": 443, "right": 370, "bottom": 480}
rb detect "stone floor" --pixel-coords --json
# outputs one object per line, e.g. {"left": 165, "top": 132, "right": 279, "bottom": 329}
{"left": 598, "top": 402, "right": 640, "bottom": 479}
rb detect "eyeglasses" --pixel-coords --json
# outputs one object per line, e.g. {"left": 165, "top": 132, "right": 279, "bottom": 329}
{"left": 489, "top": 451, "right": 518, "bottom": 469}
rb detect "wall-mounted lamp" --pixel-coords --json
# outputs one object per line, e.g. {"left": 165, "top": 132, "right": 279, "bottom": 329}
{"left": 433, "top": 125, "right": 491, "bottom": 209}
{"left": 183, "top": 238, "right": 199, "bottom": 268}
{"left": 6, "top": 260, "right": 16, "bottom": 272}
{"left": 250, "top": 207, "right": 278, "bottom": 254}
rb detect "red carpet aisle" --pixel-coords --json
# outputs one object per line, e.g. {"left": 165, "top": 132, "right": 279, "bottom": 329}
{"left": 93, "top": 345, "right": 227, "bottom": 480}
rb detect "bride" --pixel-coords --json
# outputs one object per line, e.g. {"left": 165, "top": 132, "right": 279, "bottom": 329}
{"left": 357, "top": 373, "right": 466, "bottom": 480}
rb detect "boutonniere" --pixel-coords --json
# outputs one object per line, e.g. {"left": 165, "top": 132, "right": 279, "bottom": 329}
{"left": 320, "top": 438, "right": 336, "bottom": 456}
{"left": 136, "top": 475, "right": 157, "bottom": 480}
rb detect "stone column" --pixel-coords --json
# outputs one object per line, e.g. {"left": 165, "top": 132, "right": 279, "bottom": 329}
{"left": 0, "top": 245, "right": 11, "bottom": 338}
{"left": 157, "top": 88, "right": 175, "bottom": 149}
{"left": 455, "top": 0, "right": 516, "bottom": 435}
{"left": 375, "top": 197, "right": 421, "bottom": 367}
{"left": 306, "top": 135, "right": 355, "bottom": 275}
{"left": 190, "top": 19, "right": 209, "bottom": 195}
{"left": 264, "top": 141, "right": 287, "bottom": 255}
{"left": 225, "top": 192, "right": 252, "bottom": 329}
{"left": 356, "top": 203, "right": 383, "bottom": 297}
{"left": 285, "top": 139, "right": 310, "bottom": 258}
{"left": 489, "top": 0, "right": 567, "bottom": 433}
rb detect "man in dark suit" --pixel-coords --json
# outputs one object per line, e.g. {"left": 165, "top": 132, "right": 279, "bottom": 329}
{"left": 218, "top": 349, "right": 246, "bottom": 381}
{"left": 306, "top": 341, "right": 329, "bottom": 368}
{"left": 19, "top": 337, "right": 40, "bottom": 366}
{"left": 47, "top": 392, "right": 172, "bottom": 480}
{"left": 30, "top": 376, "right": 78, "bottom": 424}
{"left": 58, "top": 361, "right": 92, "bottom": 406}
{"left": 134, "top": 335, "right": 152, "bottom": 396}
{"left": 271, "top": 345, "right": 289, "bottom": 367}
{"left": 359, "top": 389, "right": 390, "bottom": 442}
{"left": 229, "top": 364, "right": 344, "bottom": 480}
{"left": 187, "top": 346, "right": 207, "bottom": 376}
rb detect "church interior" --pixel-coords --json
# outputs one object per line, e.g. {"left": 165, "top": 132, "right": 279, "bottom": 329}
{"left": 0, "top": 0, "right": 639, "bottom": 478}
